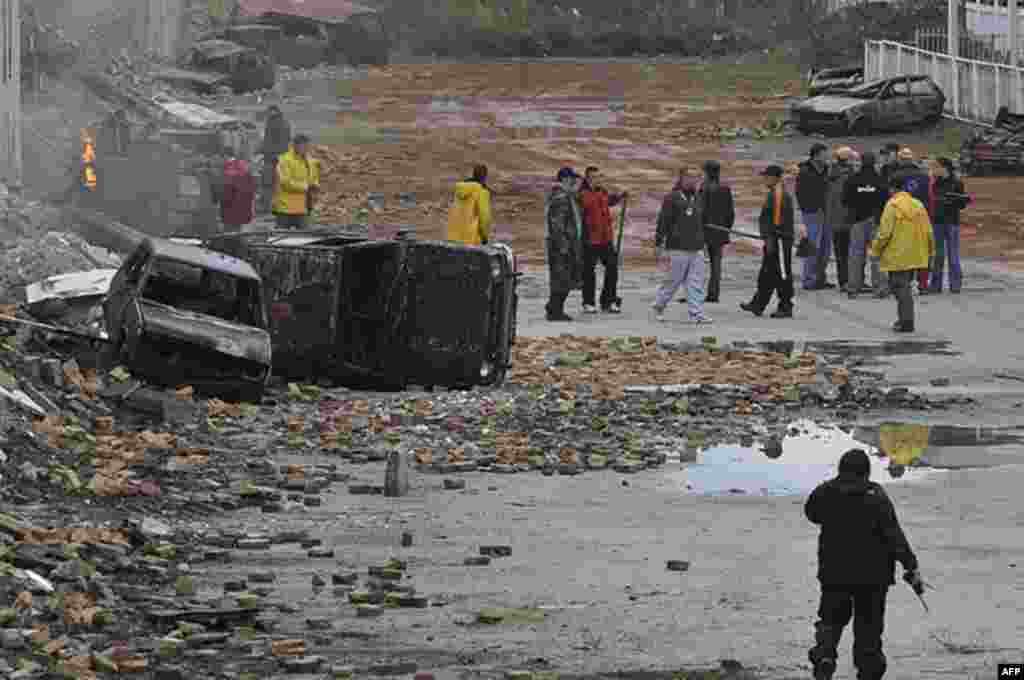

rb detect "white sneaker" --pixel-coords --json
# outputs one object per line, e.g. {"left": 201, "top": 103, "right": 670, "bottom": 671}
{"left": 653, "top": 309, "right": 666, "bottom": 322}
{"left": 582, "top": 304, "right": 598, "bottom": 314}
{"left": 691, "top": 315, "right": 713, "bottom": 325}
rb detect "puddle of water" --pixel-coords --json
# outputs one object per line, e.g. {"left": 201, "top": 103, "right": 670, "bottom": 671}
{"left": 671, "top": 420, "right": 1024, "bottom": 496}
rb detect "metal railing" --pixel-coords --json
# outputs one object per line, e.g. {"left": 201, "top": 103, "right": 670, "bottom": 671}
{"left": 866, "top": 38, "right": 1024, "bottom": 123}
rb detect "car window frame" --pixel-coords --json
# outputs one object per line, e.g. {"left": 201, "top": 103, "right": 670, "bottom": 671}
{"left": 884, "top": 78, "right": 911, "bottom": 99}
{"left": 909, "top": 78, "right": 938, "bottom": 97}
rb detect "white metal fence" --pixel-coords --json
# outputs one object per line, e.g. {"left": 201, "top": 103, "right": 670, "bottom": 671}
{"left": 865, "top": 39, "right": 1024, "bottom": 124}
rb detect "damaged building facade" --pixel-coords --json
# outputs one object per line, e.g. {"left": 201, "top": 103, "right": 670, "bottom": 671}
{"left": 1, "top": 0, "right": 21, "bottom": 185}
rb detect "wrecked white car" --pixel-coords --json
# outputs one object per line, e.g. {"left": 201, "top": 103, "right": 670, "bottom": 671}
{"left": 102, "top": 238, "right": 272, "bottom": 402}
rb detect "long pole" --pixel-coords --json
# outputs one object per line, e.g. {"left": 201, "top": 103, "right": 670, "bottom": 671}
{"left": 615, "top": 195, "right": 628, "bottom": 265}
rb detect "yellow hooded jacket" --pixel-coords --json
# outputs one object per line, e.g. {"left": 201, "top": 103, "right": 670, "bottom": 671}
{"left": 869, "top": 191, "right": 935, "bottom": 272}
{"left": 272, "top": 147, "right": 318, "bottom": 216}
{"left": 446, "top": 180, "right": 493, "bottom": 245}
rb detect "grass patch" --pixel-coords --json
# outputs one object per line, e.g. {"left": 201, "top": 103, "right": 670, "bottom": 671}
{"left": 925, "top": 124, "right": 968, "bottom": 159}
{"left": 687, "top": 52, "right": 803, "bottom": 96}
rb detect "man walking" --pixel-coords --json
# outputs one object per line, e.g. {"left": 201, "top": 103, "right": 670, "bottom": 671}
{"left": 870, "top": 175, "right": 936, "bottom": 333}
{"left": 805, "top": 448, "right": 923, "bottom": 680}
{"left": 579, "top": 166, "right": 628, "bottom": 313}
{"left": 544, "top": 167, "right": 585, "bottom": 322}
{"left": 843, "top": 151, "right": 888, "bottom": 299}
{"left": 271, "top": 134, "right": 319, "bottom": 229}
{"left": 260, "top": 105, "right": 291, "bottom": 214}
{"left": 447, "top": 164, "right": 493, "bottom": 246}
{"left": 824, "top": 147, "right": 858, "bottom": 291}
{"left": 796, "top": 143, "right": 831, "bottom": 289}
{"left": 652, "top": 167, "right": 711, "bottom": 324}
{"left": 699, "top": 160, "right": 735, "bottom": 303}
{"left": 742, "top": 165, "right": 796, "bottom": 318}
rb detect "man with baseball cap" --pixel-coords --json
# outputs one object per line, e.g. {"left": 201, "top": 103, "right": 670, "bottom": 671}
{"left": 544, "top": 166, "right": 585, "bottom": 321}
{"left": 741, "top": 164, "right": 796, "bottom": 318}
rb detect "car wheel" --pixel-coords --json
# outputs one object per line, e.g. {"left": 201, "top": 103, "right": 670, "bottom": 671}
{"left": 849, "top": 117, "right": 872, "bottom": 136}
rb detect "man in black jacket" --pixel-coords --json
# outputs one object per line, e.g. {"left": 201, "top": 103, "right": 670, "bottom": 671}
{"left": 653, "top": 167, "right": 711, "bottom": 324}
{"left": 806, "top": 449, "right": 923, "bottom": 680}
{"left": 843, "top": 152, "right": 888, "bottom": 299}
{"left": 796, "top": 144, "right": 832, "bottom": 290}
{"left": 742, "top": 165, "right": 795, "bottom": 318}
{"left": 699, "top": 160, "right": 735, "bottom": 303}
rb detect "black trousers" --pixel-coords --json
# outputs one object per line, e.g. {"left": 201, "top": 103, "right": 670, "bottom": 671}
{"left": 834, "top": 230, "right": 851, "bottom": 288}
{"left": 749, "top": 239, "right": 793, "bottom": 312}
{"left": 809, "top": 586, "right": 889, "bottom": 680}
{"left": 705, "top": 242, "right": 724, "bottom": 301}
{"left": 582, "top": 243, "right": 620, "bottom": 308}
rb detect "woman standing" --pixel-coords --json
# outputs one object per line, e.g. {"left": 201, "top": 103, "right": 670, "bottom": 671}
{"left": 927, "top": 158, "right": 971, "bottom": 294}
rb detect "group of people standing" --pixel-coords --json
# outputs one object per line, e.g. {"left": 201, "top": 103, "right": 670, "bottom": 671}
{"left": 795, "top": 141, "right": 970, "bottom": 331}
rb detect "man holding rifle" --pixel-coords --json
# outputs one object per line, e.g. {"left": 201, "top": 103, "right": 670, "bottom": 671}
{"left": 741, "top": 165, "right": 796, "bottom": 319}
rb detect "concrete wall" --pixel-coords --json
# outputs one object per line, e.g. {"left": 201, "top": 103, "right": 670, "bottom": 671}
{"left": 866, "top": 38, "right": 1024, "bottom": 123}
{"left": 1, "top": 0, "right": 21, "bottom": 185}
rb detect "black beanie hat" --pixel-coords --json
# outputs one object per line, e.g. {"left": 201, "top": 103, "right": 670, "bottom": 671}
{"left": 838, "top": 448, "right": 871, "bottom": 479}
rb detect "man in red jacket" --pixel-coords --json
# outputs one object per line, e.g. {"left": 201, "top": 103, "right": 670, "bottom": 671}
{"left": 579, "top": 166, "right": 628, "bottom": 314}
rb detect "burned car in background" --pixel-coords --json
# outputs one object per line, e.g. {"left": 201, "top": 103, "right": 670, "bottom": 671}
{"left": 168, "top": 40, "right": 277, "bottom": 94}
{"left": 792, "top": 75, "right": 945, "bottom": 136}
{"left": 807, "top": 66, "right": 865, "bottom": 96}
{"left": 201, "top": 229, "right": 518, "bottom": 390}
{"left": 960, "top": 106, "right": 1024, "bottom": 175}
{"left": 102, "top": 238, "right": 272, "bottom": 402}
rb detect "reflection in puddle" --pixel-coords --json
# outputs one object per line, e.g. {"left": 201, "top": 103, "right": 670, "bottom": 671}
{"left": 674, "top": 420, "right": 1024, "bottom": 496}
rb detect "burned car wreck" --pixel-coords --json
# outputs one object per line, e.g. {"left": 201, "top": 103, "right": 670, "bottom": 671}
{"left": 102, "top": 238, "right": 272, "bottom": 402}
{"left": 200, "top": 229, "right": 518, "bottom": 391}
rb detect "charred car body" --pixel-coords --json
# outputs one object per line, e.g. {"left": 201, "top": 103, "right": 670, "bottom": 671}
{"left": 103, "top": 238, "right": 272, "bottom": 402}
{"left": 807, "top": 66, "right": 865, "bottom": 96}
{"left": 201, "top": 229, "right": 517, "bottom": 390}
{"left": 161, "top": 40, "right": 277, "bottom": 94}
{"left": 792, "top": 75, "right": 945, "bottom": 136}
{"left": 960, "top": 106, "right": 1024, "bottom": 175}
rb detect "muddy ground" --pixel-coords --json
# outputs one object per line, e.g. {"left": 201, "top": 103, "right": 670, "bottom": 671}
{"left": 242, "top": 60, "right": 1024, "bottom": 272}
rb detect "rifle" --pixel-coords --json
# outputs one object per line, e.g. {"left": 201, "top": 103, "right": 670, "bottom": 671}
{"left": 704, "top": 223, "right": 766, "bottom": 241}
{"left": 616, "top": 195, "right": 629, "bottom": 266}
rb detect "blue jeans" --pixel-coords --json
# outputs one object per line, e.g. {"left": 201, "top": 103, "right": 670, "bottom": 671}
{"left": 929, "top": 223, "right": 962, "bottom": 291}
{"left": 801, "top": 210, "right": 823, "bottom": 288}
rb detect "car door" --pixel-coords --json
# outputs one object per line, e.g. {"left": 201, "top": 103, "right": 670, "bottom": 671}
{"left": 875, "top": 78, "right": 912, "bottom": 130}
{"left": 103, "top": 245, "right": 148, "bottom": 346}
{"left": 909, "top": 77, "right": 944, "bottom": 122}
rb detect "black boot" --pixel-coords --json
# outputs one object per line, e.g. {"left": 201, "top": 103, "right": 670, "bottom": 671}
{"left": 546, "top": 294, "right": 572, "bottom": 322}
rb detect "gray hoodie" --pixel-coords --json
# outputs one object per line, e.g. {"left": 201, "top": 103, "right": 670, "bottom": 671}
{"left": 825, "top": 160, "right": 857, "bottom": 232}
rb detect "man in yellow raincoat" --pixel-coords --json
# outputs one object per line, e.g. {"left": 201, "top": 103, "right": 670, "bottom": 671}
{"left": 272, "top": 134, "right": 319, "bottom": 229}
{"left": 446, "top": 164, "right": 493, "bottom": 245}
{"left": 870, "top": 175, "right": 935, "bottom": 333}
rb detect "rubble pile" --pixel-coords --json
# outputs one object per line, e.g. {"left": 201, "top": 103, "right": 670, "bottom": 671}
{"left": 0, "top": 233, "right": 122, "bottom": 304}
{"left": 0, "top": 185, "right": 66, "bottom": 246}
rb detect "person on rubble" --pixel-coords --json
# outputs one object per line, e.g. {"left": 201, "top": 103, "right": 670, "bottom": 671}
{"left": 272, "top": 134, "right": 319, "bottom": 229}
{"left": 652, "top": 166, "right": 711, "bottom": 324}
{"left": 446, "top": 164, "right": 493, "bottom": 246}
{"left": 741, "top": 165, "right": 795, "bottom": 319}
{"left": 219, "top": 147, "right": 257, "bottom": 232}
{"left": 544, "top": 167, "right": 585, "bottom": 322}
{"left": 805, "top": 448, "right": 923, "bottom": 680}
{"left": 260, "top": 105, "right": 292, "bottom": 213}
{"left": 869, "top": 174, "right": 936, "bottom": 333}
{"left": 579, "top": 166, "right": 627, "bottom": 314}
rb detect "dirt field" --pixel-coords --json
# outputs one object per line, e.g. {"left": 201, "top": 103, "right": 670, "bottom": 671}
{"left": 313, "top": 61, "right": 1024, "bottom": 271}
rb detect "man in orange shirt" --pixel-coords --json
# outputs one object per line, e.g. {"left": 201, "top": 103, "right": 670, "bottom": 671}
{"left": 578, "top": 166, "right": 628, "bottom": 314}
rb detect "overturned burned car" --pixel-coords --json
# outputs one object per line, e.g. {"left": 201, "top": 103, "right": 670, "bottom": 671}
{"left": 201, "top": 229, "right": 518, "bottom": 390}
{"left": 102, "top": 238, "right": 272, "bottom": 402}
{"left": 960, "top": 106, "right": 1024, "bottom": 175}
{"left": 792, "top": 75, "right": 945, "bottom": 136}
{"left": 163, "top": 40, "right": 277, "bottom": 94}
